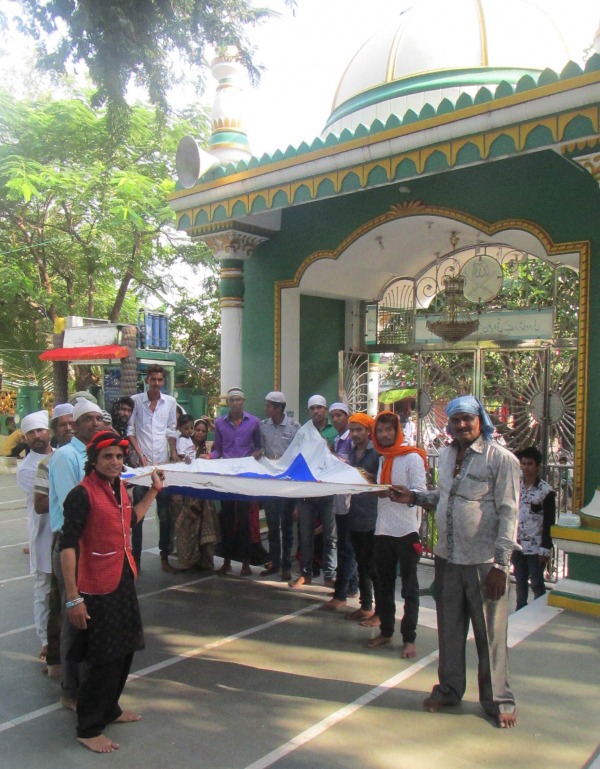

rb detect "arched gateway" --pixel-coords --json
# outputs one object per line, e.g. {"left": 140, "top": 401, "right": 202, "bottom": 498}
{"left": 170, "top": 2, "right": 600, "bottom": 612}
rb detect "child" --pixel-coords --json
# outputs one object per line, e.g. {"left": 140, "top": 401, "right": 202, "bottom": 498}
{"left": 176, "top": 414, "right": 196, "bottom": 464}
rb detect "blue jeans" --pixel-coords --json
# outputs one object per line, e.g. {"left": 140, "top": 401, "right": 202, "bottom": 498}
{"left": 132, "top": 487, "right": 172, "bottom": 560}
{"left": 350, "top": 529, "right": 379, "bottom": 611}
{"left": 263, "top": 498, "right": 295, "bottom": 571}
{"left": 297, "top": 496, "right": 336, "bottom": 580}
{"left": 511, "top": 550, "right": 546, "bottom": 610}
{"left": 332, "top": 513, "right": 358, "bottom": 600}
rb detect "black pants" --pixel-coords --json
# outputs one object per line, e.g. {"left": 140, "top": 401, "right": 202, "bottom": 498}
{"left": 220, "top": 500, "right": 252, "bottom": 562}
{"left": 374, "top": 533, "right": 420, "bottom": 642}
{"left": 350, "top": 529, "right": 379, "bottom": 612}
{"left": 77, "top": 653, "right": 134, "bottom": 738}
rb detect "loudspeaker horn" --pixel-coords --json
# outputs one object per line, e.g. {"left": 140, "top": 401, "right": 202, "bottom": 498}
{"left": 176, "top": 136, "right": 221, "bottom": 189}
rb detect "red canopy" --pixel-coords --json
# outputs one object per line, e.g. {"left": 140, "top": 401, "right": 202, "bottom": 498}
{"left": 40, "top": 345, "right": 129, "bottom": 362}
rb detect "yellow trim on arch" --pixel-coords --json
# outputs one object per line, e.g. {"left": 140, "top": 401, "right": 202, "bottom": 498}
{"left": 273, "top": 205, "right": 589, "bottom": 504}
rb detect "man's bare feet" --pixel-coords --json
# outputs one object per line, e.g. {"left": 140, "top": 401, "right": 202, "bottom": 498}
{"left": 240, "top": 562, "right": 252, "bottom": 577}
{"left": 217, "top": 560, "right": 232, "bottom": 576}
{"left": 46, "top": 664, "right": 62, "bottom": 679}
{"left": 113, "top": 710, "right": 141, "bottom": 723}
{"left": 401, "top": 642, "right": 417, "bottom": 659}
{"left": 39, "top": 644, "right": 48, "bottom": 661}
{"left": 320, "top": 598, "right": 347, "bottom": 611}
{"left": 161, "top": 558, "right": 177, "bottom": 574}
{"left": 77, "top": 735, "right": 120, "bottom": 753}
{"left": 22, "top": 546, "right": 29, "bottom": 555}
{"left": 346, "top": 608, "right": 374, "bottom": 621}
{"left": 60, "top": 696, "right": 77, "bottom": 712}
{"left": 497, "top": 712, "right": 517, "bottom": 728}
{"left": 422, "top": 695, "right": 453, "bottom": 713}
{"left": 366, "top": 634, "right": 392, "bottom": 649}
{"left": 360, "top": 614, "right": 381, "bottom": 628}
{"left": 289, "top": 575, "right": 311, "bottom": 588}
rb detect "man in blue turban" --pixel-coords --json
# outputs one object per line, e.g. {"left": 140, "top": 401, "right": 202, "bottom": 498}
{"left": 391, "top": 394, "right": 520, "bottom": 728}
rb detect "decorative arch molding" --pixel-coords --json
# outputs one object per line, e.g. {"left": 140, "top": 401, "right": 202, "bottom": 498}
{"left": 274, "top": 202, "right": 590, "bottom": 499}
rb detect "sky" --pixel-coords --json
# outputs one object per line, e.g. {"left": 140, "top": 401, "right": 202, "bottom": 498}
{"left": 1, "top": 0, "right": 598, "bottom": 158}
{"left": 202, "top": 0, "right": 599, "bottom": 157}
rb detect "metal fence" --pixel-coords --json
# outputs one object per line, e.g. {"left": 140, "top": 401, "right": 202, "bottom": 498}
{"left": 417, "top": 451, "right": 570, "bottom": 582}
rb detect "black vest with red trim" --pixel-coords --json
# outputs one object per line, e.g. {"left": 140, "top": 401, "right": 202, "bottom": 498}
{"left": 77, "top": 472, "right": 137, "bottom": 595}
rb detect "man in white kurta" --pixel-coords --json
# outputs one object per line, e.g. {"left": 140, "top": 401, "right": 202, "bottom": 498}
{"left": 16, "top": 410, "right": 53, "bottom": 657}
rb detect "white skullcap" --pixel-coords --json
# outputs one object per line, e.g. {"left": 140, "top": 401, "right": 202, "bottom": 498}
{"left": 307, "top": 395, "right": 327, "bottom": 409}
{"left": 73, "top": 399, "right": 103, "bottom": 422}
{"left": 329, "top": 402, "right": 349, "bottom": 414}
{"left": 52, "top": 403, "right": 74, "bottom": 419}
{"left": 227, "top": 387, "right": 245, "bottom": 399}
{"left": 265, "top": 391, "right": 286, "bottom": 404}
{"left": 21, "top": 410, "right": 49, "bottom": 434}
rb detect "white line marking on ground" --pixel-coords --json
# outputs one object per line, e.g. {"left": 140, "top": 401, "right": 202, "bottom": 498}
{"left": 0, "top": 573, "right": 33, "bottom": 584}
{"left": 0, "top": 516, "right": 27, "bottom": 524}
{"left": 0, "top": 540, "right": 28, "bottom": 549}
{"left": 0, "top": 598, "right": 318, "bottom": 733}
{"left": 242, "top": 596, "right": 562, "bottom": 769}
{"left": 244, "top": 652, "right": 440, "bottom": 769}
{"left": 0, "top": 704, "right": 62, "bottom": 732}
{"left": 0, "top": 583, "right": 561, "bottom": 745}
{"left": 0, "top": 574, "right": 213, "bottom": 638}
{"left": 0, "top": 498, "right": 24, "bottom": 506}
{"left": 0, "top": 624, "right": 35, "bottom": 639}
{"left": 129, "top": 604, "right": 317, "bottom": 679}
{"left": 586, "top": 748, "right": 600, "bottom": 769}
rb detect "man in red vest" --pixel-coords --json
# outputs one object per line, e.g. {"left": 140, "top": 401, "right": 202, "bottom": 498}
{"left": 60, "top": 431, "right": 165, "bottom": 753}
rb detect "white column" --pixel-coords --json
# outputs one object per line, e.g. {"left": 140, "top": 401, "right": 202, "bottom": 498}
{"left": 202, "top": 230, "right": 268, "bottom": 398}
{"left": 367, "top": 355, "right": 381, "bottom": 417}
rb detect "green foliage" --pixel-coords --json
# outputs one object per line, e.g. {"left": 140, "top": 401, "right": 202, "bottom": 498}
{"left": 13, "top": 0, "right": 295, "bottom": 129}
{"left": 168, "top": 265, "right": 221, "bottom": 398}
{"left": 0, "top": 89, "right": 214, "bottom": 383}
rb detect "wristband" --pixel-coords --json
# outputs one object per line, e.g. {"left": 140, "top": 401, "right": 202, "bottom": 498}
{"left": 65, "top": 596, "right": 84, "bottom": 609}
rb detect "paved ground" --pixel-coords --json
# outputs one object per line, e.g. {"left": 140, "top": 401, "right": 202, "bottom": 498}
{"left": 1, "top": 471, "right": 600, "bottom": 769}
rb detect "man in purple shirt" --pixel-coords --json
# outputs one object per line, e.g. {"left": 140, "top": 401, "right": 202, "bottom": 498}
{"left": 211, "top": 388, "right": 261, "bottom": 577}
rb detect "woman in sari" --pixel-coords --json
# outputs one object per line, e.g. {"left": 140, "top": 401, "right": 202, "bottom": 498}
{"left": 173, "top": 418, "right": 221, "bottom": 570}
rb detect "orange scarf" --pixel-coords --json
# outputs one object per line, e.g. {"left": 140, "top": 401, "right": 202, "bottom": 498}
{"left": 372, "top": 411, "right": 427, "bottom": 485}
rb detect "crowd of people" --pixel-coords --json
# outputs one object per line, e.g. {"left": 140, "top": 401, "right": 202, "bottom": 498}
{"left": 15, "top": 370, "right": 559, "bottom": 750}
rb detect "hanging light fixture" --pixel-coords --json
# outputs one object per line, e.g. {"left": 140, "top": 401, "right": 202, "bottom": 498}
{"left": 426, "top": 274, "right": 479, "bottom": 342}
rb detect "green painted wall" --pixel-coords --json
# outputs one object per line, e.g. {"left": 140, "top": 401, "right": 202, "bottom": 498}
{"left": 299, "top": 295, "right": 345, "bottom": 414}
{"left": 241, "top": 150, "right": 600, "bottom": 501}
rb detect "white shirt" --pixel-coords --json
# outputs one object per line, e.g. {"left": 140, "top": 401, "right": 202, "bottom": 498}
{"left": 16, "top": 450, "right": 53, "bottom": 574}
{"left": 415, "top": 436, "right": 520, "bottom": 567}
{"left": 375, "top": 452, "right": 427, "bottom": 537}
{"left": 176, "top": 434, "right": 196, "bottom": 461}
{"left": 127, "top": 391, "right": 178, "bottom": 463}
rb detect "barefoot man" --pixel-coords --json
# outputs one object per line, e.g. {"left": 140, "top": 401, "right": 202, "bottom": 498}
{"left": 60, "top": 431, "right": 166, "bottom": 753}
{"left": 393, "top": 395, "right": 520, "bottom": 728}
{"left": 368, "top": 411, "right": 427, "bottom": 658}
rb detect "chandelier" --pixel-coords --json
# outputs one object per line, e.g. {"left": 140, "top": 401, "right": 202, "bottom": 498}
{"left": 426, "top": 274, "right": 479, "bottom": 342}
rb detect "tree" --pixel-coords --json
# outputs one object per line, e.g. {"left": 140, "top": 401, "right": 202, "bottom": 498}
{"left": 12, "top": 0, "right": 295, "bottom": 131}
{"left": 0, "top": 89, "right": 214, "bottom": 381}
{"left": 168, "top": 268, "right": 221, "bottom": 397}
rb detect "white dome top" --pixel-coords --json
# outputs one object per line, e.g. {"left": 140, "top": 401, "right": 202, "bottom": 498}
{"left": 324, "top": 0, "right": 573, "bottom": 135}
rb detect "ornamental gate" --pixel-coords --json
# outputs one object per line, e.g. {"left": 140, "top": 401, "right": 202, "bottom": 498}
{"left": 339, "top": 344, "right": 577, "bottom": 464}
